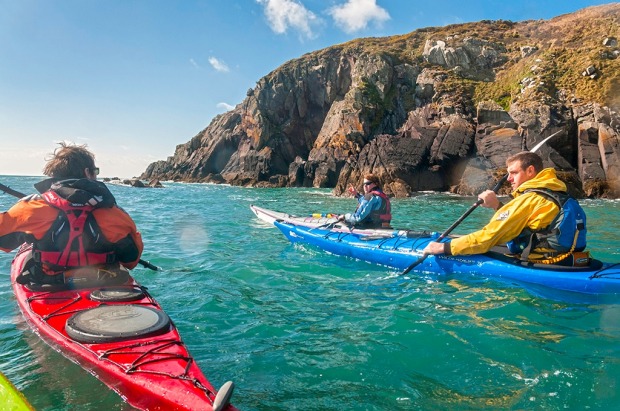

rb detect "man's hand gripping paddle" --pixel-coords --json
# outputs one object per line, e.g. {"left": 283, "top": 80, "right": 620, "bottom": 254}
{"left": 400, "top": 130, "right": 562, "bottom": 276}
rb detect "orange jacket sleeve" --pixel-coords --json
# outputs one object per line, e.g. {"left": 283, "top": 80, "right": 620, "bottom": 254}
{"left": 92, "top": 207, "right": 144, "bottom": 269}
{"left": 0, "top": 199, "right": 58, "bottom": 252}
{"left": 1, "top": 198, "right": 144, "bottom": 269}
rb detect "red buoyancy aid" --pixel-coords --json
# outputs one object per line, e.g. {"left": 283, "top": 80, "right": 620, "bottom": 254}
{"left": 369, "top": 190, "right": 392, "bottom": 226}
{"left": 34, "top": 190, "right": 115, "bottom": 275}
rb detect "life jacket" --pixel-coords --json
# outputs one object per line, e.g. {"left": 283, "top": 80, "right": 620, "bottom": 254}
{"left": 365, "top": 190, "right": 392, "bottom": 228}
{"left": 33, "top": 187, "right": 116, "bottom": 275}
{"left": 507, "top": 189, "right": 587, "bottom": 257}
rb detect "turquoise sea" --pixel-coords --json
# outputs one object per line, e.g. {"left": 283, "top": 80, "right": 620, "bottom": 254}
{"left": 1, "top": 175, "right": 620, "bottom": 411}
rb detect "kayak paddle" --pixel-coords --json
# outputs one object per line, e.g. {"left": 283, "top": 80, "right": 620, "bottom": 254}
{"left": 400, "top": 129, "right": 562, "bottom": 275}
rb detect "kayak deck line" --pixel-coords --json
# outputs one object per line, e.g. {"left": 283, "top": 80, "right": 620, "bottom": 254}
{"left": 589, "top": 262, "right": 620, "bottom": 279}
{"left": 100, "top": 339, "right": 201, "bottom": 377}
{"left": 25, "top": 288, "right": 211, "bottom": 391}
{"left": 11, "top": 243, "right": 237, "bottom": 411}
{"left": 294, "top": 222, "right": 620, "bottom": 274}
{"left": 319, "top": 227, "right": 433, "bottom": 253}
{"left": 273, "top": 220, "right": 620, "bottom": 299}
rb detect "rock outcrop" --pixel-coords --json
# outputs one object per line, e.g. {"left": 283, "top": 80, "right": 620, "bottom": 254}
{"left": 141, "top": 4, "right": 620, "bottom": 198}
{"left": 104, "top": 178, "right": 164, "bottom": 188}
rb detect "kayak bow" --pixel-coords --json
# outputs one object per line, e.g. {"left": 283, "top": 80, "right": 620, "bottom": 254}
{"left": 10, "top": 243, "right": 237, "bottom": 411}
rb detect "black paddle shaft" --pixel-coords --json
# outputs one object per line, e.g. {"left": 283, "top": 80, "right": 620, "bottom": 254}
{"left": 439, "top": 174, "right": 508, "bottom": 240}
{"left": 400, "top": 129, "right": 562, "bottom": 276}
{"left": 0, "top": 182, "right": 26, "bottom": 199}
{"left": 401, "top": 173, "right": 509, "bottom": 275}
{"left": 0, "top": 181, "right": 160, "bottom": 271}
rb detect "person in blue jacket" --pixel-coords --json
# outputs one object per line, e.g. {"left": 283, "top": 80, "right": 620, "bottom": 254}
{"left": 338, "top": 174, "right": 392, "bottom": 228}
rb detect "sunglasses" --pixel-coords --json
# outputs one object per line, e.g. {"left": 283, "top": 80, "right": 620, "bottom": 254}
{"left": 92, "top": 167, "right": 100, "bottom": 176}
{"left": 363, "top": 181, "right": 372, "bottom": 186}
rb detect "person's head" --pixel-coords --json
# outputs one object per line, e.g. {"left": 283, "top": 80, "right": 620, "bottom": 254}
{"left": 42, "top": 142, "right": 99, "bottom": 180}
{"left": 505, "top": 151, "right": 543, "bottom": 190}
{"left": 362, "top": 174, "right": 381, "bottom": 193}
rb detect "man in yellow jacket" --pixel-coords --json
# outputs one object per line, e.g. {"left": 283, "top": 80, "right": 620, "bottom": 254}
{"left": 424, "top": 151, "right": 567, "bottom": 256}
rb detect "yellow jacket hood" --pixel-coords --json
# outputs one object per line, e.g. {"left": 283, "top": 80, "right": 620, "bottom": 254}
{"left": 449, "top": 167, "right": 565, "bottom": 256}
{"left": 512, "top": 168, "right": 567, "bottom": 197}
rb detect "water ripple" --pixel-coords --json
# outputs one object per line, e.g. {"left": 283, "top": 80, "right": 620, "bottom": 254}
{"left": 1, "top": 176, "right": 619, "bottom": 410}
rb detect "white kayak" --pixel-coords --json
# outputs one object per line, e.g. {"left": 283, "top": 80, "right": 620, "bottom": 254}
{"left": 250, "top": 204, "right": 406, "bottom": 238}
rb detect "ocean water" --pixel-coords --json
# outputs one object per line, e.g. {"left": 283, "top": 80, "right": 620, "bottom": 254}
{"left": 1, "top": 175, "right": 620, "bottom": 411}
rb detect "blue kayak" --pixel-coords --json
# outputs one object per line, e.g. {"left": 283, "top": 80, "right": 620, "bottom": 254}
{"left": 273, "top": 220, "right": 620, "bottom": 299}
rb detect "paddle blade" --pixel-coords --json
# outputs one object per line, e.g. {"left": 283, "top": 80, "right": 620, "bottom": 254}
{"left": 139, "top": 259, "right": 161, "bottom": 271}
{"left": 529, "top": 129, "right": 562, "bottom": 153}
{"left": 213, "top": 381, "right": 235, "bottom": 411}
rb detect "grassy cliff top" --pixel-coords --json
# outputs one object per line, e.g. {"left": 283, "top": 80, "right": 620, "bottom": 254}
{"left": 280, "top": 4, "right": 619, "bottom": 110}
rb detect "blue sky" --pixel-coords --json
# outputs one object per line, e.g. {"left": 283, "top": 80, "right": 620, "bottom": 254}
{"left": 0, "top": 0, "right": 612, "bottom": 178}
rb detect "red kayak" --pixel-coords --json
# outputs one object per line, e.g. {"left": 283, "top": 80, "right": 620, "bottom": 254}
{"left": 10, "top": 243, "right": 237, "bottom": 411}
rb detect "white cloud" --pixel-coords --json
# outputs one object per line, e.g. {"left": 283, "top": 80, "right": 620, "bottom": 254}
{"left": 217, "top": 102, "right": 235, "bottom": 111}
{"left": 208, "top": 57, "right": 230, "bottom": 73}
{"left": 256, "top": 0, "right": 319, "bottom": 39}
{"left": 328, "top": 0, "right": 390, "bottom": 33}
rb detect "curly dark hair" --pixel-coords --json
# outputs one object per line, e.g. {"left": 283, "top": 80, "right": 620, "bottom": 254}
{"left": 364, "top": 173, "right": 381, "bottom": 188}
{"left": 42, "top": 142, "right": 97, "bottom": 179}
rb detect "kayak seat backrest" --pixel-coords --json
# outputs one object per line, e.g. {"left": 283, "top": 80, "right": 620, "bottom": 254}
{"left": 19, "top": 261, "right": 131, "bottom": 292}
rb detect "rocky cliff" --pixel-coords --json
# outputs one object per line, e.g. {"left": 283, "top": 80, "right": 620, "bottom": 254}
{"left": 141, "top": 4, "right": 620, "bottom": 198}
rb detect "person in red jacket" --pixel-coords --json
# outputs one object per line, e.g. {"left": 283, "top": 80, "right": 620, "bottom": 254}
{"left": 0, "top": 143, "right": 143, "bottom": 285}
